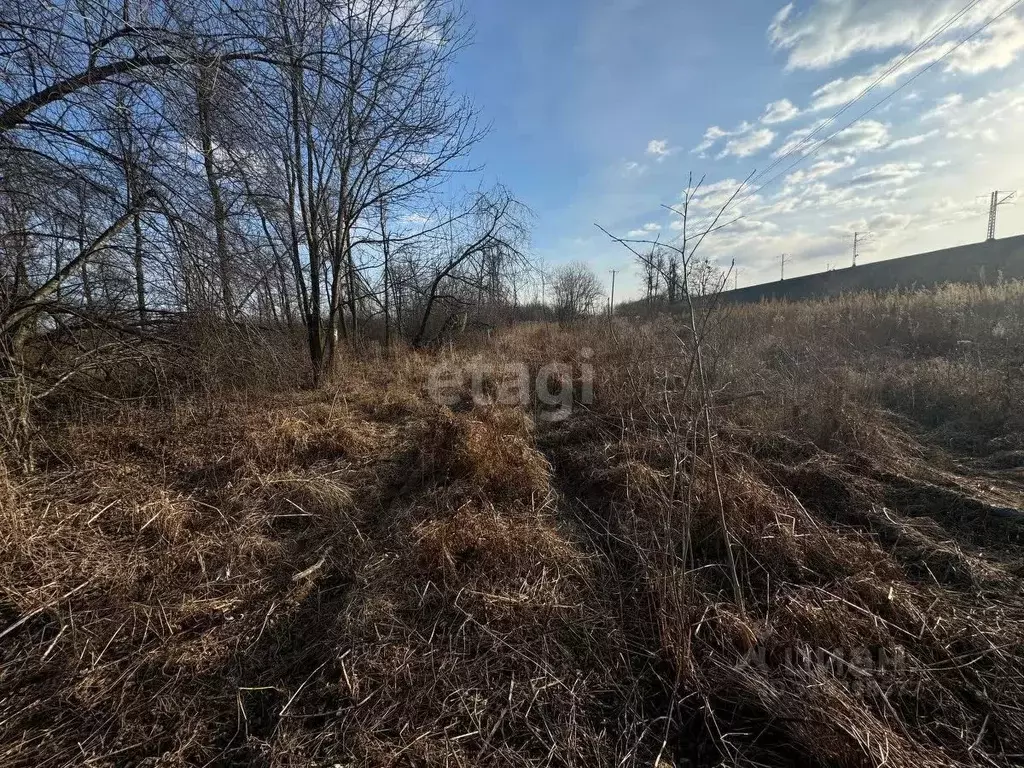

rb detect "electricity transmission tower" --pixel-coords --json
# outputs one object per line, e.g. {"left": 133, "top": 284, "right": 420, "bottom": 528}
{"left": 986, "top": 191, "right": 1016, "bottom": 241}
{"left": 851, "top": 231, "right": 874, "bottom": 267}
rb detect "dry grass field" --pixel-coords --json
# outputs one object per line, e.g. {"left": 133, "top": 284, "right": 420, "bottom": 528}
{"left": 3, "top": 282, "right": 1024, "bottom": 767}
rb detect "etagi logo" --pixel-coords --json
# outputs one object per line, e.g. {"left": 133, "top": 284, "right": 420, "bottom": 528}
{"left": 737, "top": 644, "right": 908, "bottom": 694}
{"left": 427, "top": 349, "right": 594, "bottom": 422}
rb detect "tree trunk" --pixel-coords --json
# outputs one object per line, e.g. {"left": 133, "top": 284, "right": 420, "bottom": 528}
{"left": 196, "top": 68, "right": 233, "bottom": 319}
{"left": 3, "top": 200, "right": 148, "bottom": 344}
{"left": 77, "top": 214, "right": 93, "bottom": 311}
{"left": 346, "top": 230, "right": 358, "bottom": 344}
{"left": 283, "top": 54, "right": 324, "bottom": 386}
{"left": 380, "top": 200, "right": 391, "bottom": 349}
{"left": 276, "top": 260, "right": 293, "bottom": 329}
{"left": 133, "top": 208, "right": 146, "bottom": 324}
{"left": 394, "top": 269, "right": 404, "bottom": 342}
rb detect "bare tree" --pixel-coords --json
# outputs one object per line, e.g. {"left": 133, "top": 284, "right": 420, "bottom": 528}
{"left": 0, "top": 0, "right": 535, "bottom": 393}
{"left": 551, "top": 261, "right": 603, "bottom": 325}
{"left": 411, "top": 188, "right": 529, "bottom": 347}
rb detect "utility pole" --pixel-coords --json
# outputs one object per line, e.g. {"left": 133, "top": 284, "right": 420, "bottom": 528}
{"left": 780, "top": 253, "right": 788, "bottom": 281}
{"left": 734, "top": 268, "right": 739, "bottom": 291}
{"left": 850, "top": 230, "right": 873, "bottom": 267}
{"left": 609, "top": 269, "right": 617, "bottom": 316}
{"left": 987, "top": 191, "right": 1016, "bottom": 241}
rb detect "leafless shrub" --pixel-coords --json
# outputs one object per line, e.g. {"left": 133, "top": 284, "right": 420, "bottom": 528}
{"left": 551, "top": 261, "right": 604, "bottom": 325}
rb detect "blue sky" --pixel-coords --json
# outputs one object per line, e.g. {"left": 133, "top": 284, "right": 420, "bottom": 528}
{"left": 448, "top": 0, "right": 1024, "bottom": 300}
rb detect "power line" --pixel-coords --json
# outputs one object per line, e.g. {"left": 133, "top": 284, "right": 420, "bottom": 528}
{"left": 740, "top": 0, "right": 1024, "bottom": 210}
{"left": 685, "top": 0, "right": 1021, "bottom": 244}
{"left": 748, "top": 0, "right": 987, "bottom": 190}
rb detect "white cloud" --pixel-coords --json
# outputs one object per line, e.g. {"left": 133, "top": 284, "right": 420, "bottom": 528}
{"left": 646, "top": 139, "right": 675, "bottom": 160}
{"left": 839, "top": 161, "right": 923, "bottom": 189}
{"left": 919, "top": 196, "right": 982, "bottom": 230}
{"left": 887, "top": 130, "right": 939, "bottom": 150}
{"left": 785, "top": 155, "right": 857, "bottom": 185}
{"left": 803, "top": 14, "right": 1024, "bottom": 114}
{"left": 868, "top": 212, "right": 915, "bottom": 231}
{"left": 947, "top": 126, "right": 1000, "bottom": 143}
{"left": 922, "top": 87, "right": 1024, "bottom": 140}
{"left": 811, "top": 69, "right": 885, "bottom": 113}
{"left": 767, "top": 4, "right": 796, "bottom": 47}
{"left": 761, "top": 98, "right": 801, "bottom": 124}
{"left": 768, "top": 177, "right": 912, "bottom": 219}
{"left": 671, "top": 215, "right": 777, "bottom": 236}
{"left": 401, "top": 213, "right": 430, "bottom": 225}
{"left": 922, "top": 93, "right": 964, "bottom": 121}
{"left": 718, "top": 128, "right": 776, "bottom": 158}
{"left": 767, "top": 0, "right": 1010, "bottom": 71}
{"left": 773, "top": 119, "right": 889, "bottom": 161}
{"left": 807, "top": 43, "right": 951, "bottom": 111}
{"left": 627, "top": 222, "right": 662, "bottom": 237}
{"left": 773, "top": 121, "right": 823, "bottom": 159}
{"left": 945, "top": 13, "right": 1024, "bottom": 74}
{"left": 699, "top": 224, "right": 846, "bottom": 279}
{"left": 692, "top": 126, "right": 727, "bottom": 154}
{"left": 722, "top": 218, "right": 780, "bottom": 235}
{"left": 822, "top": 120, "right": 891, "bottom": 156}
{"left": 409, "top": 152, "right": 433, "bottom": 168}
{"left": 350, "top": 0, "right": 443, "bottom": 44}
{"left": 692, "top": 123, "right": 752, "bottom": 154}
{"left": 689, "top": 178, "right": 758, "bottom": 211}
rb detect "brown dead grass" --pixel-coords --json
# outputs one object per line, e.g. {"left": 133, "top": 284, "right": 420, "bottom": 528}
{"left": 415, "top": 405, "right": 552, "bottom": 503}
{"left": 3, "top": 284, "right": 1024, "bottom": 766}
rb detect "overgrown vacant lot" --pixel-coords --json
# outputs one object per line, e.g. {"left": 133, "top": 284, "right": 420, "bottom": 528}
{"left": 4, "top": 283, "right": 1024, "bottom": 767}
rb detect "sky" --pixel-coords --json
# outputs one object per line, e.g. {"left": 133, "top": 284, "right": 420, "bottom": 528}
{"left": 450, "top": 0, "right": 1024, "bottom": 300}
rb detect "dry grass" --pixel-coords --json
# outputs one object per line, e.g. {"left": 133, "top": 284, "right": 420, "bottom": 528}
{"left": 3, "top": 283, "right": 1024, "bottom": 766}
{"left": 414, "top": 406, "right": 552, "bottom": 503}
